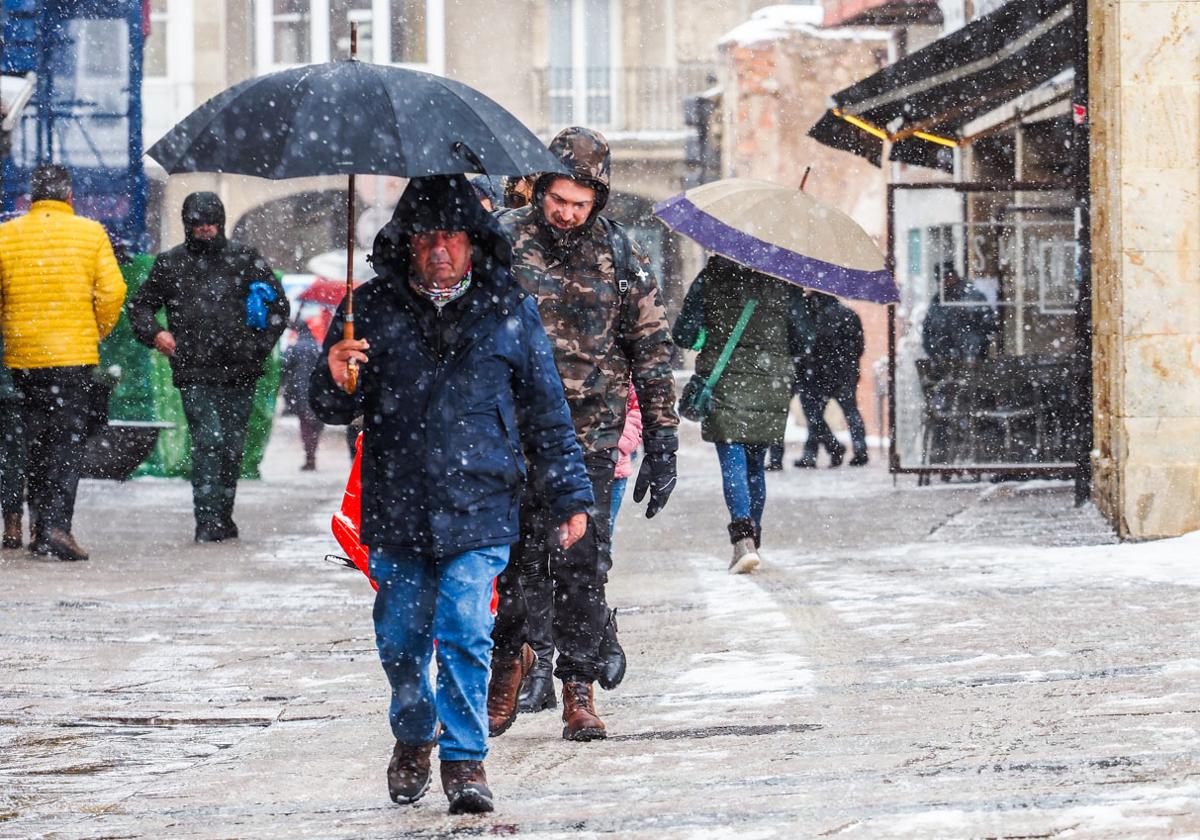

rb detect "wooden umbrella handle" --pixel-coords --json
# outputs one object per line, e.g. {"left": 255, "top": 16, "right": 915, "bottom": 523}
{"left": 343, "top": 173, "right": 358, "bottom": 394}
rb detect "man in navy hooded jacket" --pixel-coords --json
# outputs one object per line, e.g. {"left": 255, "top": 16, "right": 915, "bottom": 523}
{"left": 310, "top": 176, "right": 592, "bottom": 815}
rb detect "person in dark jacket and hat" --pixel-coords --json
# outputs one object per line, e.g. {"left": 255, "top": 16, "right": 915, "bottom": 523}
{"left": 794, "top": 291, "right": 869, "bottom": 468}
{"left": 310, "top": 175, "right": 593, "bottom": 815}
{"left": 127, "top": 192, "right": 288, "bottom": 542}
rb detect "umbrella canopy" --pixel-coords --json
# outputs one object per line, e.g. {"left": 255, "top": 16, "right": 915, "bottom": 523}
{"left": 654, "top": 178, "right": 898, "bottom": 304}
{"left": 297, "top": 277, "right": 361, "bottom": 306}
{"left": 146, "top": 60, "right": 565, "bottom": 179}
{"left": 306, "top": 249, "right": 372, "bottom": 282}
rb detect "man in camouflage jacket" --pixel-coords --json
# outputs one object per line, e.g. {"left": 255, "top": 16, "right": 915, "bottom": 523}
{"left": 488, "top": 127, "right": 679, "bottom": 742}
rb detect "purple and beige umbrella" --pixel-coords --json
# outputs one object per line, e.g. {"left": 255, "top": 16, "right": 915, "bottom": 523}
{"left": 653, "top": 178, "right": 899, "bottom": 304}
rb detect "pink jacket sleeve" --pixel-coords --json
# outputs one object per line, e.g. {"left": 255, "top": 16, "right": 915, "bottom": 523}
{"left": 614, "top": 388, "right": 643, "bottom": 479}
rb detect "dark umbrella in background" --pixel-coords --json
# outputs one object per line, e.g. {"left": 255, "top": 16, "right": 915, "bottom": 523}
{"left": 147, "top": 24, "right": 563, "bottom": 391}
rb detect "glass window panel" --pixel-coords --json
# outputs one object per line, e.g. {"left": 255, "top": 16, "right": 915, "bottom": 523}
{"left": 390, "top": 0, "right": 428, "bottom": 64}
{"left": 330, "top": 0, "right": 373, "bottom": 60}
{"left": 144, "top": 0, "right": 169, "bottom": 78}
{"left": 273, "top": 0, "right": 311, "bottom": 64}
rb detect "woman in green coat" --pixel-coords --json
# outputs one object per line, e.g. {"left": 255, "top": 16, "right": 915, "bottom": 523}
{"left": 673, "top": 256, "right": 808, "bottom": 573}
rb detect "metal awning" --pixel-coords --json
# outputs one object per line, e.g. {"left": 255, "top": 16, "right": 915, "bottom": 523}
{"left": 808, "top": 0, "right": 1073, "bottom": 171}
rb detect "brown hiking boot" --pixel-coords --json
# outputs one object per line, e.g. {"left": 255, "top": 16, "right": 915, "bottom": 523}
{"left": 561, "top": 681, "right": 606, "bottom": 741}
{"left": 41, "top": 529, "right": 89, "bottom": 562}
{"left": 387, "top": 740, "right": 433, "bottom": 804}
{"left": 2, "top": 513, "right": 21, "bottom": 550}
{"left": 487, "top": 643, "right": 535, "bottom": 737}
{"left": 440, "top": 760, "right": 493, "bottom": 814}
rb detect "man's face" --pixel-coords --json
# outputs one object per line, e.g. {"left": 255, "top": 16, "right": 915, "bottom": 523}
{"left": 410, "top": 230, "right": 472, "bottom": 289}
{"left": 541, "top": 177, "right": 596, "bottom": 231}
{"left": 191, "top": 223, "right": 219, "bottom": 241}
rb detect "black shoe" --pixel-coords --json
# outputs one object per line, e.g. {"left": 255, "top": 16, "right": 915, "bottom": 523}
{"left": 597, "top": 609, "right": 626, "bottom": 691}
{"left": 828, "top": 445, "right": 845, "bottom": 468}
{"left": 765, "top": 458, "right": 784, "bottom": 471}
{"left": 441, "top": 761, "right": 494, "bottom": 814}
{"left": 517, "top": 661, "right": 557, "bottom": 713}
{"left": 194, "top": 524, "right": 226, "bottom": 543}
{"left": 388, "top": 741, "right": 433, "bottom": 805}
{"left": 793, "top": 455, "right": 817, "bottom": 469}
{"left": 849, "top": 451, "right": 869, "bottom": 467}
{"left": 221, "top": 519, "right": 239, "bottom": 540}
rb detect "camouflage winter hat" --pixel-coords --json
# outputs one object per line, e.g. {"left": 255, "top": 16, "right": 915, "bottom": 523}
{"left": 535, "top": 126, "right": 612, "bottom": 219}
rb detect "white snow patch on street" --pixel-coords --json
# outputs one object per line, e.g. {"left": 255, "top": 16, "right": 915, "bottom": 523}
{"left": 665, "top": 556, "right": 814, "bottom": 708}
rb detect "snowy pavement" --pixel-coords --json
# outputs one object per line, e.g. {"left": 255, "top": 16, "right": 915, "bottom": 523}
{"left": 2, "top": 419, "right": 1198, "bottom": 838}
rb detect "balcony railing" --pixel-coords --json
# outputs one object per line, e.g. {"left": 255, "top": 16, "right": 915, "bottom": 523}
{"left": 532, "top": 64, "right": 718, "bottom": 136}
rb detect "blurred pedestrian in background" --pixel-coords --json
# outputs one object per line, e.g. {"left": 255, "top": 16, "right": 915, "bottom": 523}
{"left": 793, "top": 291, "right": 868, "bottom": 468}
{"left": 281, "top": 313, "right": 327, "bottom": 471}
{"left": 127, "top": 192, "right": 287, "bottom": 542}
{"left": 0, "top": 335, "right": 25, "bottom": 550}
{"left": 673, "top": 255, "right": 806, "bottom": 574}
{"left": 0, "top": 164, "right": 126, "bottom": 562}
{"left": 922, "top": 262, "right": 997, "bottom": 363}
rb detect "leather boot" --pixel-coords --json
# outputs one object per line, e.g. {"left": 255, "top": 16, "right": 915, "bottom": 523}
{"left": 40, "top": 528, "right": 89, "bottom": 562}
{"left": 440, "top": 760, "right": 493, "bottom": 814}
{"left": 561, "top": 681, "right": 606, "bottom": 741}
{"left": 727, "top": 518, "right": 759, "bottom": 575}
{"left": 596, "top": 608, "right": 626, "bottom": 691}
{"left": 387, "top": 740, "right": 433, "bottom": 804}
{"left": 517, "top": 657, "right": 556, "bottom": 713}
{"left": 2, "top": 512, "right": 21, "bottom": 550}
{"left": 487, "top": 643, "right": 535, "bottom": 737}
{"left": 517, "top": 574, "right": 556, "bottom": 713}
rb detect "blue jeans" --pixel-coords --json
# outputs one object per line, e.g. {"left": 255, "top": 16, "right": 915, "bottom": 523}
{"left": 715, "top": 442, "right": 767, "bottom": 527}
{"left": 609, "top": 451, "right": 636, "bottom": 525}
{"left": 369, "top": 544, "right": 510, "bottom": 762}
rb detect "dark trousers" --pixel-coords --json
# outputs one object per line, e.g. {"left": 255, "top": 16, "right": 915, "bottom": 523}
{"left": 493, "top": 451, "right": 615, "bottom": 684}
{"left": 179, "top": 383, "right": 255, "bottom": 529}
{"left": 0, "top": 400, "right": 26, "bottom": 517}
{"left": 798, "top": 384, "right": 839, "bottom": 458}
{"left": 798, "top": 383, "right": 868, "bottom": 458}
{"left": 12, "top": 367, "right": 91, "bottom": 533}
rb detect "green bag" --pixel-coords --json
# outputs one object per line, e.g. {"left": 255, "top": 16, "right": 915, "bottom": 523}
{"left": 678, "top": 299, "right": 757, "bottom": 423}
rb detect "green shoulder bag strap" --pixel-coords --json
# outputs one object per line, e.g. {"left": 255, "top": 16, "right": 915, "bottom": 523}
{"left": 704, "top": 298, "right": 757, "bottom": 392}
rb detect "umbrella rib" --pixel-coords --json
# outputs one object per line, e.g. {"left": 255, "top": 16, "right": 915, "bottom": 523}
{"left": 368, "top": 64, "right": 410, "bottom": 174}
{"left": 268, "top": 64, "right": 325, "bottom": 179}
{"left": 161, "top": 72, "right": 286, "bottom": 174}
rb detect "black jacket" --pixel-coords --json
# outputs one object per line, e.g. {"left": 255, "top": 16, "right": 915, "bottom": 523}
{"left": 309, "top": 175, "right": 592, "bottom": 557}
{"left": 801, "top": 294, "right": 864, "bottom": 398}
{"left": 127, "top": 207, "right": 288, "bottom": 388}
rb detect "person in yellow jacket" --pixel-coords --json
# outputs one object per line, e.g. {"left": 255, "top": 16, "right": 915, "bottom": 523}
{"left": 0, "top": 164, "right": 126, "bottom": 562}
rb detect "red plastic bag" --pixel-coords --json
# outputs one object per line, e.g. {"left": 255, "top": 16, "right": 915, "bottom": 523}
{"left": 332, "top": 433, "right": 499, "bottom": 613}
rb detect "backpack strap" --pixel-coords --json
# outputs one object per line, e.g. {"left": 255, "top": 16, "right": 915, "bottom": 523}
{"left": 602, "top": 216, "right": 637, "bottom": 297}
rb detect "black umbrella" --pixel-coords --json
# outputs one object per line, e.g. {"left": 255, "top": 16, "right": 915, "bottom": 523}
{"left": 146, "top": 26, "right": 561, "bottom": 390}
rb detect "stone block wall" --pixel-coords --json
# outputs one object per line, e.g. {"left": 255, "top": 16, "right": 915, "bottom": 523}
{"left": 1089, "top": 0, "right": 1200, "bottom": 538}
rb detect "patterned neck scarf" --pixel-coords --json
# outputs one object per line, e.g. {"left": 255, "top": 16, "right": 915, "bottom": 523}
{"left": 409, "top": 266, "right": 473, "bottom": 310}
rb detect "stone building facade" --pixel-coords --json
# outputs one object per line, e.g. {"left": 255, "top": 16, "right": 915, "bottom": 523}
{"left": 1089, "top": 0, "right": 1200, "bottom": 538}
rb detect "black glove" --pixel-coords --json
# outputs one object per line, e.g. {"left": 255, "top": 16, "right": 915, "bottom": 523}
{"left": 632, "top": 438, "right": 678, "bottom": 518}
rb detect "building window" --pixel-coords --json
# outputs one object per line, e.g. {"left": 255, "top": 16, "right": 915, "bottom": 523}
{"left": 391, "top": 0, "right": 429, "bottom": 65}
{"left": 257, "top": 0, "right": 442, "bottom": 72}
{"left": 144, "top": 0, "right": 169, "bottom": 78}
{"left": 273, "top": 0, "right": 312, "bottom": 65}
{"left": 547, "top": 0, "right": 619, "bottom": 127}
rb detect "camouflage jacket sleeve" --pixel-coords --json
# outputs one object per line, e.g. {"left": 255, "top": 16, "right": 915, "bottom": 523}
{"left": 620, "top": 241, "right": 678, "bottom": 450}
